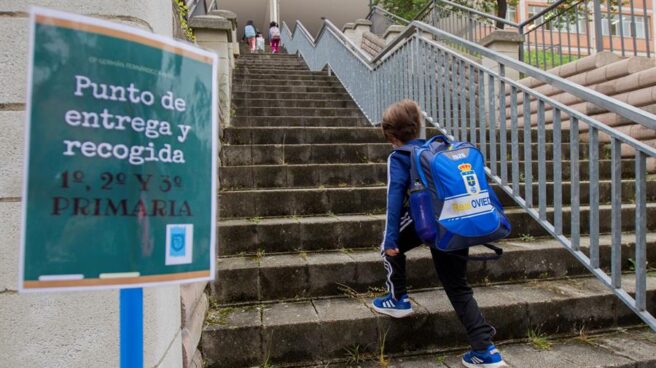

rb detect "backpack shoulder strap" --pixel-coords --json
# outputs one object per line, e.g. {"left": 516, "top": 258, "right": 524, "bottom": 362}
{"left": 394, "top": 145, "right": 426, "bottom": 188}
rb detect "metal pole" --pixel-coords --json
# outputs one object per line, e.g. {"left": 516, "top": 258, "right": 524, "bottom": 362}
{"left": 120, "top": 288, "right": 144, "bottom": 368}
{"left": 518, "top": 25, "right": 525, "bottom": 63}
{"left": 593, "top": 0, "right": 604, "bottom": 52}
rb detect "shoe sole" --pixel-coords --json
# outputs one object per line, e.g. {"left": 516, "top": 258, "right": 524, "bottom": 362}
{"left": 461, "top": 359, "right": 508, "bottom": 368}
{"left": 371, "top": 303, "right": 414, "bottom": 318}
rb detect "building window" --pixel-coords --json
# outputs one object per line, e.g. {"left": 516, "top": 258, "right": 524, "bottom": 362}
{"left": 506, "top": 5, "right": 516, "bottom": 22}
{"left": 601, "top": 14, "right": 650, "bottom": 39}
{"left": 528, "top": 5, "right": 585, "bottom": 32}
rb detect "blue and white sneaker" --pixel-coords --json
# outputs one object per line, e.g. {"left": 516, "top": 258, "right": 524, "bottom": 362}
{"left": 371, "top": 293, "right": 413, "bottom": 318}
{"left": 462, "top": 345, "right": 507, "bottom": 368}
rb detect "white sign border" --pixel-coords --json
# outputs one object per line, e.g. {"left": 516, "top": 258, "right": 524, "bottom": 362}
{"left": 19, "top": 6, "right": 219, "bottom": 293}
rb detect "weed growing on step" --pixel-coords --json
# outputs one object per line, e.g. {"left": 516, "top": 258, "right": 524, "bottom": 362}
{"left": 520, "top": 234, "right": 536, "bottom": 242}
{"left": 377, "top": 328, "right": 390, "bottom": 368}
{"left": 627, "top": 258, "right": 655, "bottom": 274}
{"left": 527, "top": 328, "right": 552, "bottom": 350}
{"left": 261, "top": 332, "right": 275, "bottom": 368}
{"left": 255, "top": 249, "right": 266, "bottom": 260}
{"left": 338, "top": 283, "right": 387, "bottom": 302}
{"left": 247, "top": 216, "right": 263, "bottom": 224}
{"left": 574, "top": 325, "right": 594, "bottom": 345}
{"left": 337, "top": 283, "right": 363, "bottom": 301}
{"left": 368, "top": 286, "right": 387, "bottom": 298}
{"left": 339, "top": 247, "right": 353, "bottom": 255}
{"left": 298, "top": 250, "right": 308, "bottom": 260}
{"left": 327, "top": 211, "right": 338, "bottom": 219}
{"left": 435, "top": 354, "right": 447, "bottom": 364}
{"left": 344, "top": 344, "right": 367, "bottom": 365}
{"left": 206, "top": 307, "right": 235, "bottom": 326}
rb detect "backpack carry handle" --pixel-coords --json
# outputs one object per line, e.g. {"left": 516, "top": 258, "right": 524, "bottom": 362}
{"left": 444, "top": 243, "right": 503, "bottom": 261}
{"left": 426, "top": 135, "right": 451, "bottom": 146}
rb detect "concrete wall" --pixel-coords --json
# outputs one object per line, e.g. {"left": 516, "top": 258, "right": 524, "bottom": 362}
{"left": 221, "top": 0, "right": 369, "bottom": 39}
{"left": 0, "top": 1, "right": 183, "bottom": 367}
{"left": 279, "top": 0, "right": 369, "bottom": 37}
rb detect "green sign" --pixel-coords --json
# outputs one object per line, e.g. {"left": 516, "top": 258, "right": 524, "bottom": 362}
{"left": 20, "top": 8, "right": 218, "bottom": 291}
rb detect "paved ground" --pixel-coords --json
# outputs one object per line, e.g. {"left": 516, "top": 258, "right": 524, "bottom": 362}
{"left": 298, "top": 327, "right": 656, "bottom": 368}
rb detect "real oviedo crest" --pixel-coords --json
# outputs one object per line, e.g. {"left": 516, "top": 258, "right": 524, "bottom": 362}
{"left": 458, "top": 163, "right": 480, "bottom": 195}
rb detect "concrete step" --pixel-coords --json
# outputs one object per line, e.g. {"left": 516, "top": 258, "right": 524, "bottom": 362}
{"left": 201, "top": 275, "right": 656, "bottom": 367}
{"left": 232, "top": 84, "right": 347, "bottom": 94}
{"left": 235, "top": 59, "right": 305, "bottom": 65}
{"left": 234, "top": 65, "right": 310, "bottom": 73}
{"left": 233, "top": 79, "right": 342, "bottom": 87}
{"left": 222, "top": 127, "right": 386, "bottom": 146}
{"left": 507, "top": 56, "right": 656, "bottom": 106}
{"left": 234, "top": 107, "right": 364, "bottom": 118}
{"left": 217, "top": 180, "right": 656, "bottom": 219}
{"left": 220, "top": 143, "right": 390, "bottom": 166}
{"left": 519, "top": 52, "right": 622, "bottom": 89}
{"left": 218, "top": 160, "right": 635, "bottom": 190}
{"left": 216, "top": 204, "right": 656, "bottom": 255}
{"left": 238, "top": 53, "right": 300, "bottom": 60}
{"left": 235, "top": 67, "right": 310, "bottom": 74}
{"left": 233, "top": 72, "right": 333, "bottom": 80}
{"left": 231, "top": 91, "right": 352, "bottom": 100}
{"left": 213, "top": 234, "right": 656, "bottom": 304}
{"left": 232, "top": 98, "right": 357, "bottom": 109}
{"left": 229, "top": 115, "right": 370, "bottom": 128}
{"left": 220, "top": 142, "right": 590, "bottom": 166}
{"left": 344, "top": 327, "right": 656, "bottom": 368}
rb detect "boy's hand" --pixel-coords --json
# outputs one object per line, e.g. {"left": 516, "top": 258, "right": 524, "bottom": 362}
{"left": 385, "top": 248, "right": 400, "bottom": 256}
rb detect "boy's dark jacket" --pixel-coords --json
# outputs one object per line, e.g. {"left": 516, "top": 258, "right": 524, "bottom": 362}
{"left": 381, "top": 138, "right": 425, "bottom": 251}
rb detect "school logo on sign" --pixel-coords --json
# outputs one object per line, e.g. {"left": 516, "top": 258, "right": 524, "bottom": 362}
{"left": 458, "top": 163, "right": 480, "bottom": 194}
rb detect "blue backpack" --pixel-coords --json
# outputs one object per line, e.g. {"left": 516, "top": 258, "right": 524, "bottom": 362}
{"left": 397, "top": 135, "right": 511, "bottom": 260}
{"left": 244, "top": 25, "right": 256, "bottom": 38}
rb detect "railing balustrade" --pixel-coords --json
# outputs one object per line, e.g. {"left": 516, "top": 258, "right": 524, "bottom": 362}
{"left": 367, "top": 0, "right": 654, "bottom": 69}
{"left": 281, "top": 17, "right": 656, "bottom": 331}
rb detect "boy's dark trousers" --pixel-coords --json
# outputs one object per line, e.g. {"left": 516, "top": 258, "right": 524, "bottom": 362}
{"left": 382, "top": 213, "right": 496, "bottom": 351}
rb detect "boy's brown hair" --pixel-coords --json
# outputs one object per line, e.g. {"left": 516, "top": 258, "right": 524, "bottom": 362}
{"left": 381, "top": 99, "right": 421, "bottom": 144}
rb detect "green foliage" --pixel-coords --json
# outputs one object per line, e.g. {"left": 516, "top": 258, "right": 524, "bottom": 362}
{"left": 373, "top": 0, "right": 432, "bottom": 20}
{"left": 528, "top": 328, "right": 552, "bottom": 350}
{"left": 373, "top": 0, "right": 519, "bottom": 22}
{"left": 525, "top": 50, "right": 578, "bottom": 70}
{"left": 173, "top": 0, "right": 196, "bottom": 42}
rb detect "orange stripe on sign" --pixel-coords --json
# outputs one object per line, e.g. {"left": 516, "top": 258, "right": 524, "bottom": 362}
{"left": 35, "top": 14, "right": 214, "bottom": 64}
{"left": 23, "top": 270, "right": 210, "bottom": 288}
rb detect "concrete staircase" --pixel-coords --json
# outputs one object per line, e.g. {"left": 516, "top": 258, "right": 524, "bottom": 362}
{"left": 201, "top": 52, "right": 656, "bottom": 367}
{"left": 508, "top": 52, "right": 656, "bottom": 170}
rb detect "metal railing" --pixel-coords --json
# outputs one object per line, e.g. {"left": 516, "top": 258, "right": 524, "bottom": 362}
{"left": 368, "top": 0, "right": 654, "bottom": 69}
{"left": 520, "top": 0, "right": 653, "bottom": 69}
{"left": 366, "top": 5, "right": 409, "bottom": 35}
{"left": 282, "top": 18, "right": 656, "bottom": 330}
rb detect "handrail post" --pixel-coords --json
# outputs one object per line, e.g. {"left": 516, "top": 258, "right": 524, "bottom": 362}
{"left": 592, "top": 0, "right": 604, "bottom": 52}
{"left": 518, "top": 25, "right": 524, "bottom": 63}
{"left": 431, "top": 0, "right": 438, "bottom": 27}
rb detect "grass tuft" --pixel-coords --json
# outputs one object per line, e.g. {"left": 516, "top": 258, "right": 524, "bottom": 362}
{"left": 344, "top": 344, "right": 367, "bottom": 365}
{"left": 206, "top": 307, "right": 235, "bottom": 326}
{"left": 520, "top": 233, "right": 536, "bottom": 242}
{"left": 528, "top": 328, "right": 552, "bottom": 350}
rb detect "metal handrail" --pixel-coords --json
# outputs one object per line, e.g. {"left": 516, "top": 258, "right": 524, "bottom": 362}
{"left": 282, "top": 16, "right": 656, "bottom": 330}
{"left": 436, "top": 0, "right": 519, "bottom": 28}
{"left": 367, "top": 5, "right": 410, "bottom": 25}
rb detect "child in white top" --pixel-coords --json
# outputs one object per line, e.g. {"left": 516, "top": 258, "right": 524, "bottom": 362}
{"left": 256, "top": 33, "right": 265, "bottom": 53}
